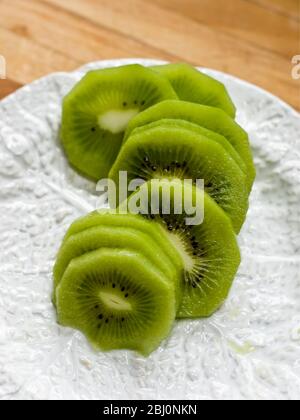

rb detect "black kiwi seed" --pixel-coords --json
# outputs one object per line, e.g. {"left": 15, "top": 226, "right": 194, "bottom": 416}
{"left": 197, "top": 275, "right": 204, "bottom": 283}
{"left": 123, "top": 102, "right": 127, "bottom": 107}
{"left": 94, "top": 305, "right": 99, "bottom": 309}
{"left": 91, "top": 127, "right": 96, "bottom": 132}
{"left": 98, "top": 314, "right": 103, "bottom": 320}
{"left": 125, "top": 293, "right": 129, "bottom": 298}
{"left": 192, "top": 282, "right": 197, "bottom": 288}
{"left": 122, "top": 318, "right": 125, "bottom": 322}
{"left": 141, "top": 100, "right": 145, "bottom": 106}
{"left": 112, "top": 284, "right": 116, "bottom": 288}
{"left": 121, "top": 287, "right": 125, "bottom": 292}
{"left": 151, "top": 165, "right": 157, "bottom": 171}
{"left": 105, "top": 319, "right": 109, "bottom": 324}
{"left": 144, "top": 156, "right": 149, "bottom": 163}
{"left": 134, "top": 100, "right": 138, "bottom": 105}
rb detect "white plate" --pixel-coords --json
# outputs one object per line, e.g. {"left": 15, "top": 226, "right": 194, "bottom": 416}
{"left": 0, "top": 59, "right": 299, "bottom": 400}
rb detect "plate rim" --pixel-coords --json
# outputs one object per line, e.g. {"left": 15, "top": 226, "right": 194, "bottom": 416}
{"left": 1, "top": 58, "right": 299, "bottom": 120}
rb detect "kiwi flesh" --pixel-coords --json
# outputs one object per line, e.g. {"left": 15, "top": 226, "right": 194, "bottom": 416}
{"left": 109, "top": 123, "right": 249, "bottom": 233}
{"left": 56, "top": 248, "right": 177, "bottom": 355}
{"left": 119, "top": 179, "right": 241, "bottom": 318}
{"left": 152, "top": 63, "right": 236, "bottom": 118}
{"left": 126, "top": 118, "right": 247, "bottom": 174}
{"left": 124, "top": 100, "right": 255, "bottom": 191}
{"left": 61, "top": 211, "right": 184, "bottom": 273}
{"left": 60, "top": 64, "right": 178, "bottom": 181}
{"left": 53, "top": 225, "right": 182, "bottom": 309}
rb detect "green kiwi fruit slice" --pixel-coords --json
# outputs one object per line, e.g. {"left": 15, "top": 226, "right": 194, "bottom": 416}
{"left": 124, "top": 100, "right": 256, "bottom": 191}
{"left": 152, "top": 63, "right": 236, "bottom": 118}
{"left": 60, "top": 64, "right": 178, "bottom": 181}
{"left": 53, "top": 225, "right": 182, "bottom": 308}
{"left": 119, "top": 179, "right": 241, "bottom": 318}
{"left": 61, "top": 211, "right": 184, "bottom": 273}
{"left": 109, "top": 123, "right": 249, "bottom": 233}
{"left": 56, "top": 248, "right": 177, "bottom": 355}
{"left": 126, "top": 118, "right": 247, "bottom": 174}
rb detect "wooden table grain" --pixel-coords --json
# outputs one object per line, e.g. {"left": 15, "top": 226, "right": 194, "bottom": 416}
{"left": 0, "top": 0, "right": 299, "bottom": 110}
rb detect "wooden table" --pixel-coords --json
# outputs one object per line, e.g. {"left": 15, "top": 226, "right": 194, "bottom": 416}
{"left": 0, "top": 0, "right": 299, "bottom": 110}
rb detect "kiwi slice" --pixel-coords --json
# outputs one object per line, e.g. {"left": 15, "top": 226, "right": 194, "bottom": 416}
{"left": 126, "top": 118, "right": 247, "bottom": 174}
{"left": 124, "top": 100, "right": 256, "bottom": 191}
{"left": 152, "top": 63, "right": 236, "bottom": 118}
{"left": 53, "top": 225, "right": 182, "bottom": 308}
{"left": 56, "top": 248, "right": 177, "bottom": 355}
{"left": 119, "top": 179, "right": 241, "bottom": 318}
{"left": 109, "top": 123, "right": 249, "bottom": 233}
{"left": 61, "top": 210, "right": 184, "bottom": 273}
{"left": 60, "top": 64, "right": 178, "bottom": 181}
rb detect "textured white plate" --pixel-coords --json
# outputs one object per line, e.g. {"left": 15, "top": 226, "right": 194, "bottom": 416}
{"left": 0, "top": 59, "right": 299, "bottom": 401}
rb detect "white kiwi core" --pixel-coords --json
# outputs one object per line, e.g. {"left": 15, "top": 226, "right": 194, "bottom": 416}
{"left": 99, "top": 291, "right": 132, "bottom": 311}
{"left": 98, "top": 109, "right": 139, "bottom": 134}
{"left": 165, "top": 231, "right": 195, "bottom": 273}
